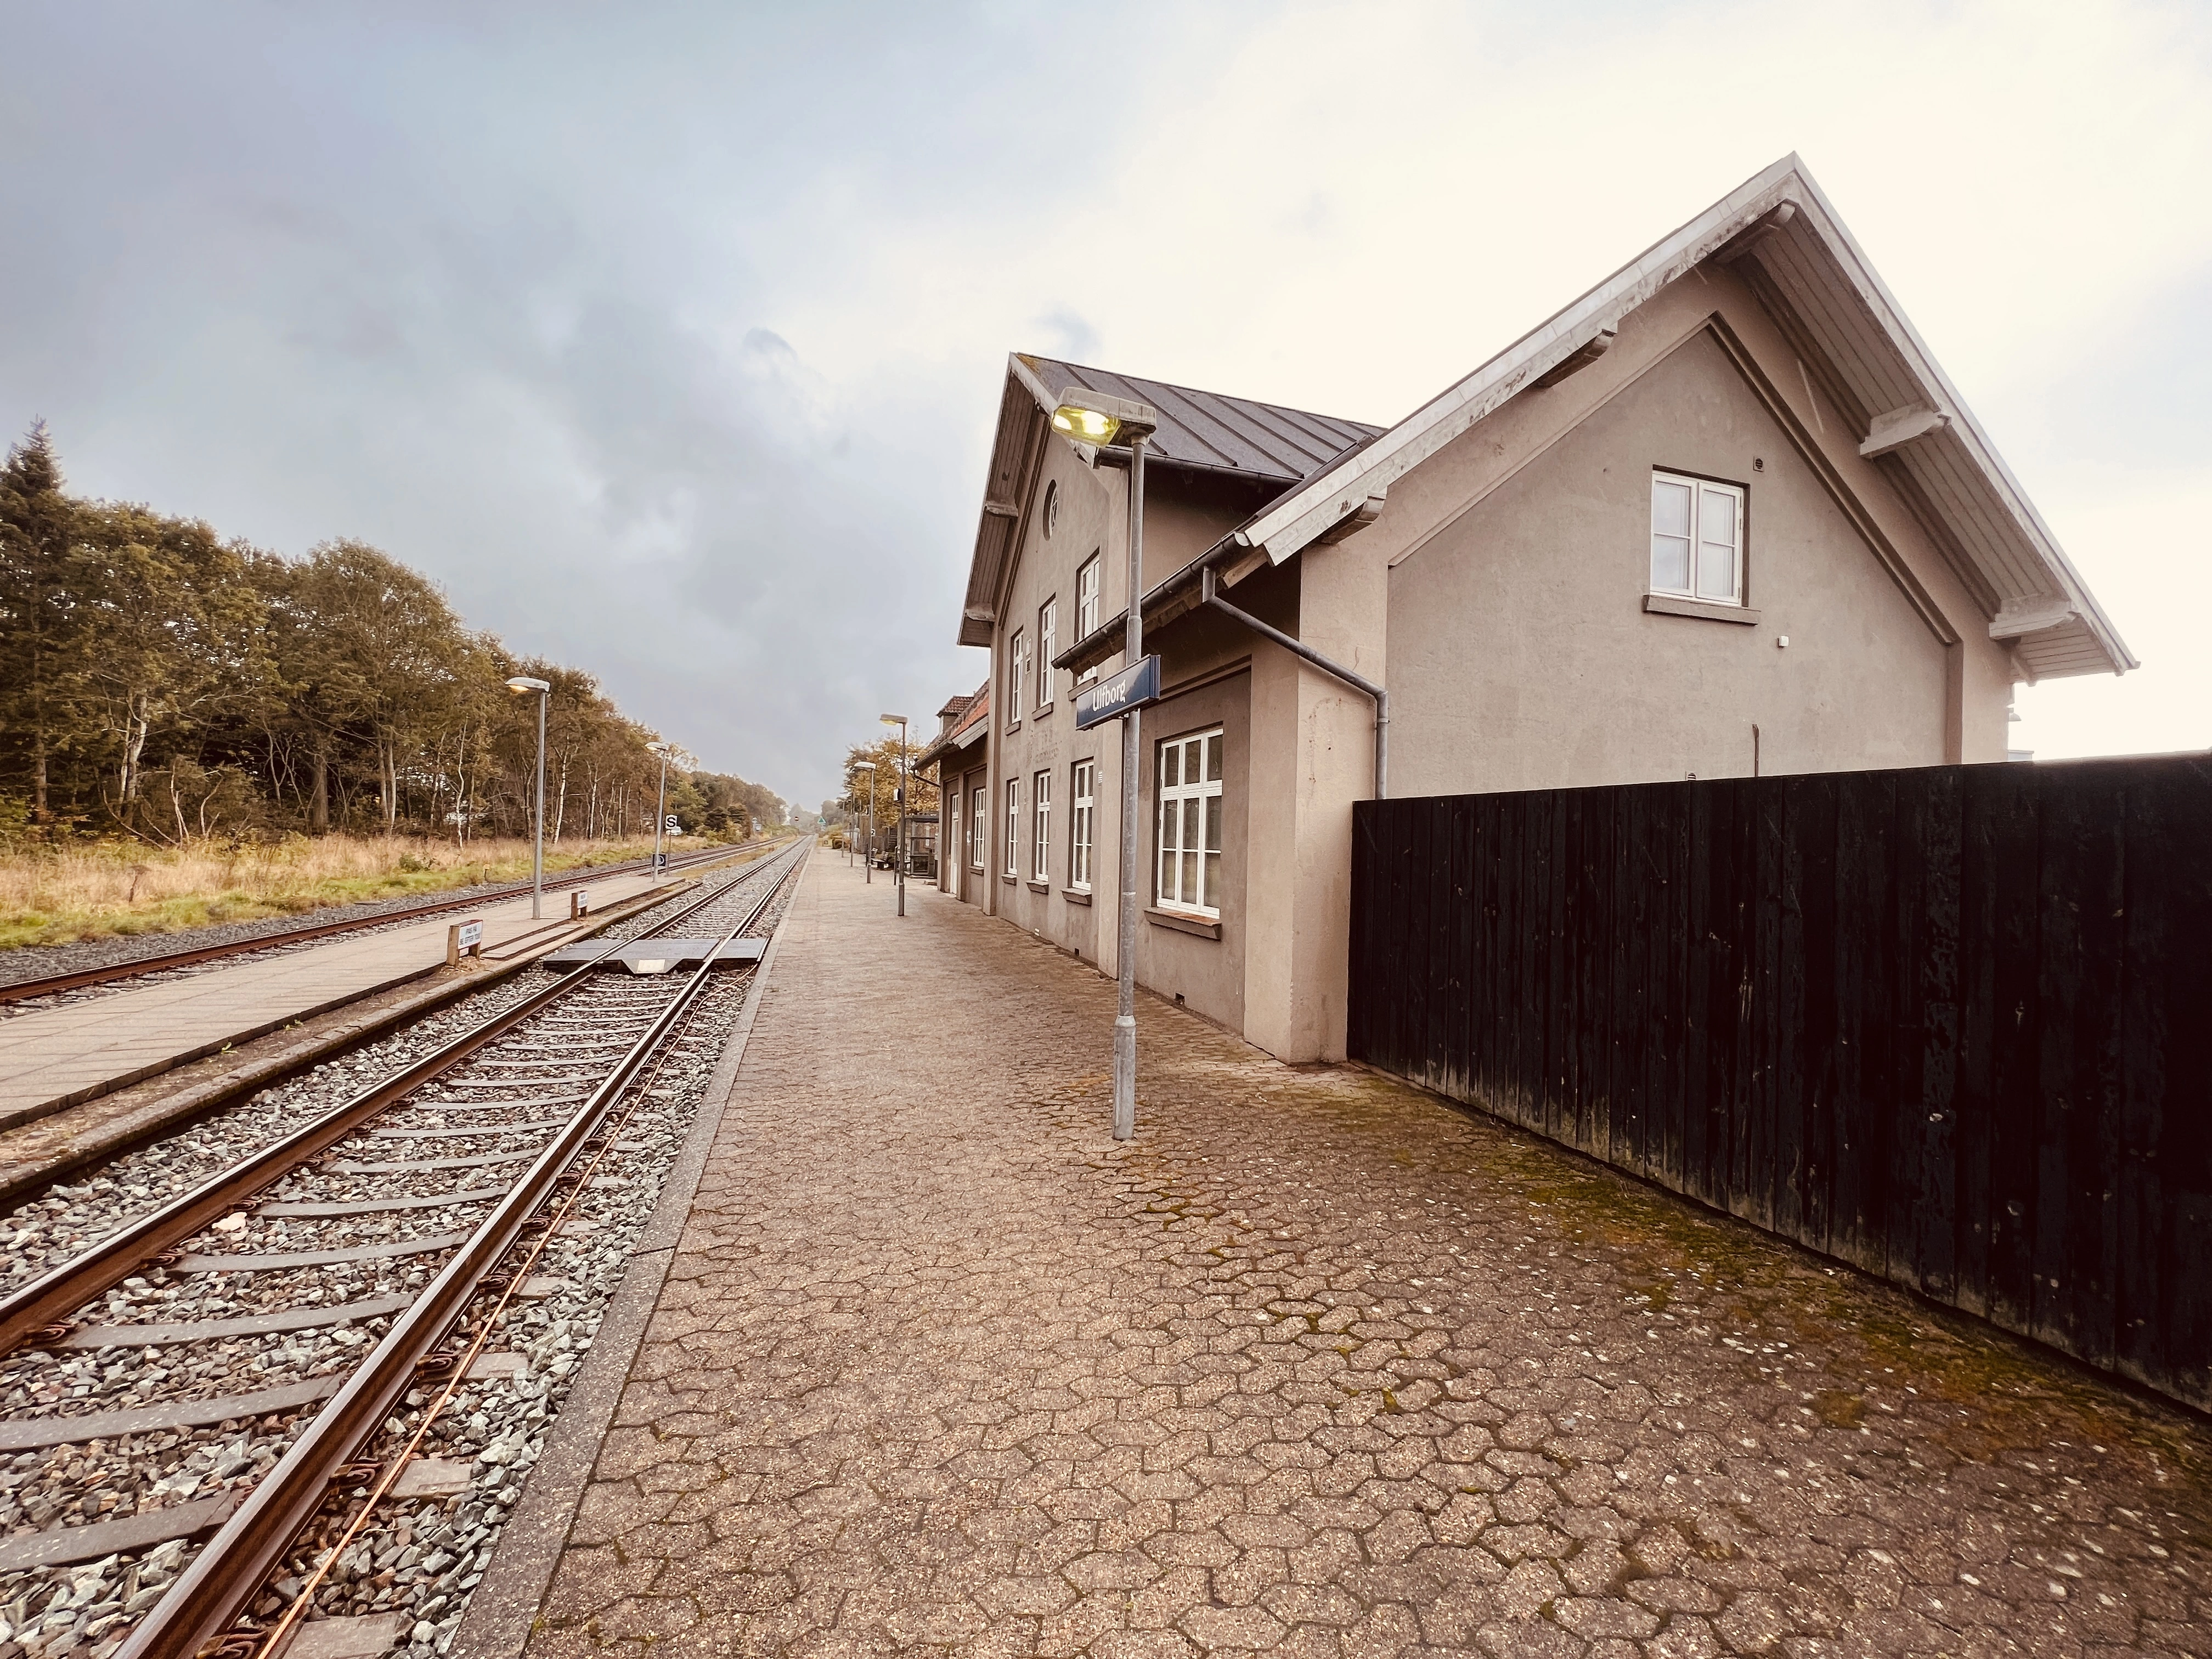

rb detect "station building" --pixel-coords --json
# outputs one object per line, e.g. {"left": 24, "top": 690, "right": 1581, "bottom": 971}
{"left": 916, "top": 154, "right": 2130, "bottom": 1065}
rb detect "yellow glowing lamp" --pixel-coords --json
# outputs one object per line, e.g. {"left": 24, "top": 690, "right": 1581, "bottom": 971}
{"left": 1052, "top": 404, "right": 1120, "bottom": 443}
{"left": 1048, "top": 387, "right": 1159, "bottom": 452}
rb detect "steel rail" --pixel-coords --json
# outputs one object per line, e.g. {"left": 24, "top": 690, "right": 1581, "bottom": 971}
{"left": 0, "top": 837, "right": 783, "bottom": 1007}
{"left": 0, "top": 840, "right": 803, "bottom": 1355}
{"left": 115, "top": 843, "right": 805, "bottom": 1659}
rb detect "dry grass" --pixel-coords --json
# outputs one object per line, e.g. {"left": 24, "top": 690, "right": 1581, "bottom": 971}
{"left": 0, "top": 834, "right": 687, "bottom": 951}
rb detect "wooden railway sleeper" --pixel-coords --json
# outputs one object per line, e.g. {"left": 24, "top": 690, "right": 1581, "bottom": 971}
{"left": 0, "top": 842, "right": 800, "bottom": 1357}
{"left": 114, "top": 843, "right": 805, "bottom": 1659}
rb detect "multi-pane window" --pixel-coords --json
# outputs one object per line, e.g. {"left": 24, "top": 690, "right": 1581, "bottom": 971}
{"left": 1004, "top": 778, "right": 1020, "bottom": 876}
{"left": 1650, "top": 471, "right": 1745, "bottom": 605}
{"left": 1076, "top": 555, "right": 1101, "bottom": 681}
{"left": 1077, "top": 556, "right": 1099, "bottom": 637}
{"left": 1070, "top": 760, "right": 1095, "bottom": 891}
{"left": 1037, "top": 600, "right": 1057, "bottom": 711}
{"left": 1156, "top": 729, "right": 1224, "bottom": 916}
{"left": 1032, "top": 769, "right": 1052, "bottom": 879}
{"left": 1007, "top": 629, "right": 1029, "bottom": 724}
{"left": 970, "top": 786, "right": 985, "bottom": 871}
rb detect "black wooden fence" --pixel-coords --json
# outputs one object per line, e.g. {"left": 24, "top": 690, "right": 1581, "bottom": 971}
{"left": 1348, "top": 754, "right": 2212, "bottom": 1409}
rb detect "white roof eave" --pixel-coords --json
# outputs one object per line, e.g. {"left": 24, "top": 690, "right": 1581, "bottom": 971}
{"left": 1240, "top": 155, "right": 2134, "bottom": 678}
{"left": 1240, "top": 156, "right": 1804, "bottom": 563}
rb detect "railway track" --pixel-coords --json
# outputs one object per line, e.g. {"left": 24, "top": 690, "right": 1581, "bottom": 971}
{"left": 0, "top": 840, "right": 808, "bottom": 1659}
{"left": 0, "top": 838, "right": 784, "bottom": 1010}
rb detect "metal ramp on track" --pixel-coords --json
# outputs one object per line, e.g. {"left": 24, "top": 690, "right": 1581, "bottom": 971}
{"left": 541, "top": 937, "right": 766, "bottom": 975}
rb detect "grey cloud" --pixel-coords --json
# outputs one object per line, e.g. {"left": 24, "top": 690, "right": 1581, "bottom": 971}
{"left": 0, "top": 2, "right": 1197, "bottom": 805}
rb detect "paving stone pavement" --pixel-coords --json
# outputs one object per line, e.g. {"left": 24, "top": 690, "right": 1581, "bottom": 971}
{"left": 522, "top": 857, "right": 2211, "bottom": 1659}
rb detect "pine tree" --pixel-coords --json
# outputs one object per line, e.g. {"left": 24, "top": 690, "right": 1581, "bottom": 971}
{"left": 0, "top": 422, "right": 83, "bottom": 821}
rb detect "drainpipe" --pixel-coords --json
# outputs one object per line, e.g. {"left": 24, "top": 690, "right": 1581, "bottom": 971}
{"left": 1200, "top": 566, "right": 1387, "bottom": 799}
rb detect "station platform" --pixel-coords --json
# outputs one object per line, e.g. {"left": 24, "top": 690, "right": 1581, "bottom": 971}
{"left": 465, "top": 854, "right": 2211, "bottom": 1659}
{"left": 0, "top": 866, "right": 699, "bottom": 1132}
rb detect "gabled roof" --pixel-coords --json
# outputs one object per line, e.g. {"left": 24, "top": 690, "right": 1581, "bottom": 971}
{"left": 958, "top": 356, "right": 1381, "bottom": 647}
{"left": 1210, "top": 154, "right": 2130, "bottom": 681}
{"left": 916, "top": 680, "right": 990, "bottom": 772}
{"left": 1009, "top": 354, "right": 1383, "bottom": 486}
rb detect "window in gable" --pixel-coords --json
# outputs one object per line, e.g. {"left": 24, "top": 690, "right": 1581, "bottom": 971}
{"left": 1651, "top": 470, "right": 1746, "bottom": 605}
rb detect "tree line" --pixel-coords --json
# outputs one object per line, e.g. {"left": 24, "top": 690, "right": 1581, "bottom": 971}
{"left": 0, "top": 423, "right": 785, "bottom": 845}
{"left": 837, "top": 737, "right": 939, "bottom": 843}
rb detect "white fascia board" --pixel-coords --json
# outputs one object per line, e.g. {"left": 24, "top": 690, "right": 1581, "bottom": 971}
{"left": 1240, "top": 156, "right": 2133, "bottom": 678}
{"left": 1242, "top": 156, "right": 1807, "bottom": 565}
{"left": 1007, "top": 352, "right": 1060, "bottom": 417}
{"left": 1780, "top": 175, "right": 2136, "bottom": 673}
{"left": 1747, "top": 181, "right": 2125, "bottom": 675}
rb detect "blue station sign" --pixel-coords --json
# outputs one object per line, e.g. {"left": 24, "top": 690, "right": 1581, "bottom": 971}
{"left": 1075, "top": 654, "right": 1163, "bottom": 730}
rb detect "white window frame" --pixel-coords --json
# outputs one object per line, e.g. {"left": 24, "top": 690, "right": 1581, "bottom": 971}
{"left": 969, "top": 785, "right": 985, "bottom": 871}
{"left": 1032, "top": 769, "right": 1051, "bottom": 880}
{"left": 1650, "top": 470, "right": 1746, "bottom": 606}
{"left": 1156, "top": 728, "right": 1224, "bottom": 918}
{"left": 1075, "top": 555, "right": 1101, "bottom": 682}
{"left": 1037, "top": 599, "right": 1056, "bottom": 711}
{"left": 1007, "top": 629, "right": 1028, "bottom": 726}
{"left": 1070, "top": 759, "right": 1094, "bottom": 891}
{"left": 1004, "top": 778, "right": 1020, "bottom": 876}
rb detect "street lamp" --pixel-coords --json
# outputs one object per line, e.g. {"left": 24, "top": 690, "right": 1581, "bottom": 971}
{"left": 881, "top": 714, "right": 909, "bottom": 918}
{"left": 646, "top": 741, "right": 675, "bottom": 878}
{"left": 1051, "top": 387, "right": 1159, "bottom": 1142}
{"left": 504, "top": 675, "right": 551, "bottom": 919}
{"left": 852, "top": 760, "right": 876, "bottom": 885}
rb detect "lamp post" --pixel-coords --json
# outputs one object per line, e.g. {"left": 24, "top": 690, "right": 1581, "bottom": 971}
{"left": 646, "top": 741, "right": 674, "bottom": 878}
{"left": 504, "top": 676, "right": 551, "bottom": 919}
{"left": 881, "top": 714, "right": 909, "bottom": 918}
{"left": 1049, "top": 389, "right": 1159, "bottom": 1142}
{"left": 853, "top": 760, "right": 876, "bottom": 884}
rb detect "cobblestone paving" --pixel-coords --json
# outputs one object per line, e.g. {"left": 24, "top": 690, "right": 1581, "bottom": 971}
{"left": 522, "top": 859, "right": 2211, "bottom": 1658}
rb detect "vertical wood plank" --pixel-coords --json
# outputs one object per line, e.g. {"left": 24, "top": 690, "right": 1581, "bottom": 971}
{"left": 1347, "top": 800, "right": 1378, "bottom": 1064}
{"left": 1612, "top": 786, "right": 1646, "bottom": 1173}
{"left": 1797, "top": 774, "right": 1840, "bottom": 1256}
{"left": 2033, "top": 769, "right": 2125, "bottom": 1369}
{"left": 1499, "top": 793, "right": 1527, "bottom": 1126}
{"left": 2130, "top": 758, "right": 2212, "bottom": 1404}
{"left": 1681, "top": 781, "right": 1716, "bottom": 1205}
{"left": 1829, "top": 775, "right": 1892, "bottom": 1274}
{"left": 1984, "top": 770, "right": 2044, "bottom": 1333}
{"left": 1744, "top": 777, "right": 1782, "bottom": 1229}
{"left": 1579, "top": 792, "right": 1612, "bottom": 1161}
{"left": 1336, "top": 754, "right": 2210, "bottom": 1412}
{"left": 1773, "top": 776, "right": 1810, "bottom": 1243}
{"left": 1716, "top": 778, "right": 1752, "bottom": 1221}
{"left": 1423, "top": 798, "right": 1451, "bottom": 1096}
{"left": 1658, "top": 783, "right": 1693, "bottom": 1190}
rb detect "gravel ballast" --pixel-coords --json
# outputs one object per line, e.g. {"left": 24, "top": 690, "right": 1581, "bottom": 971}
{"left": 0, "top": 849, "right": 803, "bottom": 1659}
{"left": 0, "top": 843, "right": 776, "bottom": 1021}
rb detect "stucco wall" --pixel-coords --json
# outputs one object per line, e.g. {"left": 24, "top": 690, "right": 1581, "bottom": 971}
{"left": 1387, "top": 327, "right": 1957, "bottom": 797}
{"left": 1132, "top": 670, "right": 1250, "bottom": 1034}
{"left": 947, "top": 761, "right": 988, "bottom": 904}
{"left": 984, "top": 432, "right": 1255, "bottom": 985}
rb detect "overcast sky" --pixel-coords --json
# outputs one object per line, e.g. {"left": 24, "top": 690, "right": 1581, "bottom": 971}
{"left": 5, "top": 1, "right": 2208, "bottom": 808}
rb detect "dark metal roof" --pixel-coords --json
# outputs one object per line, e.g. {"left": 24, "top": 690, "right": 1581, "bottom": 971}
{"left": 1014, "top": 354, "right": 1382, "bottom": 485}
